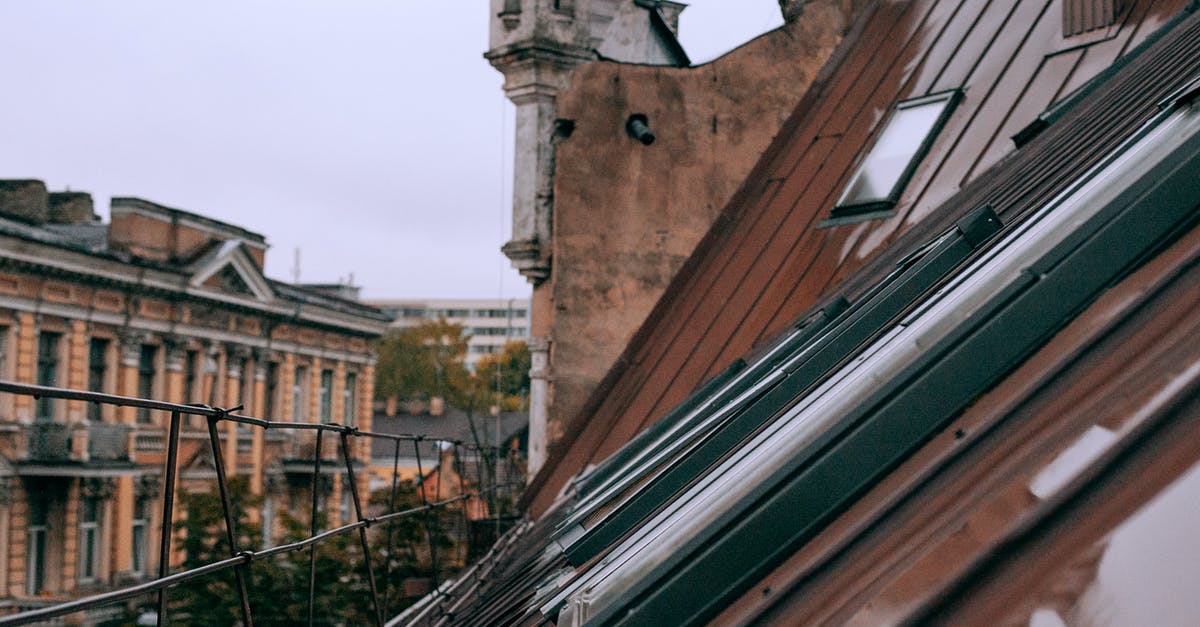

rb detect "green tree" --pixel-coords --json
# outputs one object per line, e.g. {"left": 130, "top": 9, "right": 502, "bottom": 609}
{"left": 170, "top": 477, "right": 375, "bottom": 626}
{"left": 166, "top": 476, "right": 467, "bottom": 625}
{"left": 473, "top": 341, "right": 531, "bottom": 412}
{"left": 374, "top": 320, "right": 471, "bottom": 403}
{"left": 170, "top": 476, "right": 266, "bottom": 625}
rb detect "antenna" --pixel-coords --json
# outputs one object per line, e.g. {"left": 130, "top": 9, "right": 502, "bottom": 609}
{"left": 291, "top": 247, "right": 301, "bottom": 283}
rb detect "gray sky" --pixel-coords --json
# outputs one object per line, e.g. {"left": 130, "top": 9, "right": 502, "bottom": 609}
{"left": 0, "top": 1, "right": 782, "bottom": 300}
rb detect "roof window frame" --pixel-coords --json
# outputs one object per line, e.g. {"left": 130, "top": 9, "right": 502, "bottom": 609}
{"left": 828, "top": 88, "right": 963, "bottom": 223}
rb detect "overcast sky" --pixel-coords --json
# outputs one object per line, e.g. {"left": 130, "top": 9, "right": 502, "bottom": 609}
{"left": 0, "top": 1, "right": 782, "bottom": 300}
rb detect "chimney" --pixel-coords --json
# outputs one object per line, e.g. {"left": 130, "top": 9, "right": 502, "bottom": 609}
{"left": 0, "top": 180, "right": 50, "bottom": 223}
{"left": 430, "top": 396, "right": 445, "bottom": 417}
{"left": 47, "top": 192, "right": 97, "bottom": 224}
{"left": 108, "top": 197, "right": 269, "bottom": 266}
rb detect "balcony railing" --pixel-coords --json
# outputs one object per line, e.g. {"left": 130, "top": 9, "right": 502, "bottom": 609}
{"left": 133, "top": 429, "right": 164, "bottom": 453}
{"left": 24, "top": 422, "right": 131, "bottom": 463}
{"left": 88, "top": 423, "right": 129, "bottom": 461}
{"left": 25, "top": 422, "right": 69, "bottom": 461}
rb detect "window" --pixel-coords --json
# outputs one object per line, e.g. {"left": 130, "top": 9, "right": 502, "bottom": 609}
{"left": 264, "top": 362, "right": 279, "bottom": 420}
{"left": 36, "top": 332, "right": 61, "bottom": 421}
{"left": 137, "top": 345, "right": 157, "bottom": 423}
{"left": 344, "top": 372, "right": 357, "bottom": 427}
{"left": 131, "top": 498, "right": 148, "bottom": 576}
{"left": 293, "top": 366, "right": 308, "bottom": 422}
{"left": 832, "top": 90, "right": 960, "bottom": 218}
{"left": 27, "top": 497, "right": 48, "bottom": 594}
{"left": 238, "top": 356, "right": 252, "bottom": 411}
{"left": 87, "top": 339, "right": 109, "bottom": 421}
{"left": 78, "top": 498, "right": 101, "bottom": 581}
{"left": 183, "top": 349, "right": 198, "bottom": 403}
{"left": 319, "top": 369, "right": 333, "bottom": 424}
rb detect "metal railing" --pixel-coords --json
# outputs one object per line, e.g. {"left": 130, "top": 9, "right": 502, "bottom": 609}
{"left": 24, "top": 422, "right": 70, "bottom": 460}
{"left": 0, "top": 381, "right": 525, "bottom": 626}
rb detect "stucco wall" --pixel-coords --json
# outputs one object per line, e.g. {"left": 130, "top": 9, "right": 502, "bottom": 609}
{"left": 543, "top": 1, "right": 860, "bottom": 444}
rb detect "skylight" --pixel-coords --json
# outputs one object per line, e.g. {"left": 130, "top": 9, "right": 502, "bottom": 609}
{"left": 832, "top": 90, "right": 961, "bottom": 218}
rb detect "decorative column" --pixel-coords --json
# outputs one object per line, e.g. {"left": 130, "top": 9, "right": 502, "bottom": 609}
{"left": 67, "top": 321, "right": 89, "bottom": 461}
{"left": 526, "top": 336, "right": 551, "bottom": 477}
{"left": 224, "top": 345, "right": 249, "bottom": 475}
{"left": 65, "top": 320, "right": 88, "bottom": 423}
{"left": 280, "top": 353, "right": 296, "bottom": 460}
{"left": 360, "top": 361, "right": 375, "bottom": 431}
{"left": 250, "top": 352, "right": 272, "bottom": 497}
{"left": 354, "top": 360, "right": 373, "bottom": 511}
{"left": 115, "top": 326, "right": 146, "bottom": 579}
{"left": 63, "top": 480, "right": 80, "bottom": 593}
{"left": 6, "top": 481, "right": 25, "bottom": 596}
{"left": 116, "top": 331, "right": 146, "bottom": 425}
{"left": 281, "top": 353, "right": 296, "bottom": 422}
{"left": 0, "top": 477, "right": 11, "bottom": 595}
{"left": 332, "top": 360, "right": 346, "bottom": 424}
{"left": 309, "top": 357, "right": 322, "bottom": 425}
{"left": 14, "top": 313, "right": 36, "bottom": 422}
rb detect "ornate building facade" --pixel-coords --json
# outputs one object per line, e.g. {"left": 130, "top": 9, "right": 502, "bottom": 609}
{"left": 0, "top": 180, "right": 388, "bottom": 618}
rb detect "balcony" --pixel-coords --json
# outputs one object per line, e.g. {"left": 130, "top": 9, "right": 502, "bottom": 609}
{"left": 281, "top": 429, "right": 358, "bottom": 475}
{"left": 25, "top": 422, "right": 70, "bottom": 461}
{"left": 134, "top": 429, "right": 164, "bottom": 453}
{"left": 87, "top": 423, "right": 129, "bottom": 461}
{"left": 20, "top": 422, "right": 133, "bottom": 470}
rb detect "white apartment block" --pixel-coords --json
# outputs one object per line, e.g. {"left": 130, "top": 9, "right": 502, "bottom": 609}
{"left": 368, "top": 298, "right": 531, "bottom": 369}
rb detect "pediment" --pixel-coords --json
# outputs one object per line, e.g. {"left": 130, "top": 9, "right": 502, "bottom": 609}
{"left": 188, "top": 240, "right": 274, "bottom": 302}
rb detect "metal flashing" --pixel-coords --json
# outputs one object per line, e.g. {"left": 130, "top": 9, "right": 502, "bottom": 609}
{"left": 1160, "top": 73, "right": 1200, "bottom": 109}
{"left": 557, "top": 207, "right": 1003, "bottom": 568}
{"left": 570, "top": 358, "right": 747, "bottom": 499}
{"left": 551, "top": 305, "right": 841, "bottom": 541}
